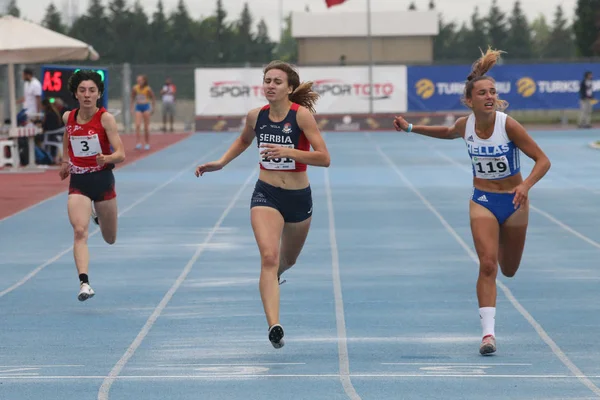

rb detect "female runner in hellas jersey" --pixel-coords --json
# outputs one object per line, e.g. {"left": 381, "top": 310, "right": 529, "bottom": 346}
{"left": 59, "top": 70, "right": 125, "bottom": 301}
{"left": 195, "top": 60, "right": 330, "bottom": 349}
{"left": 393, "top": 48, "right": 551, "bottom": 355}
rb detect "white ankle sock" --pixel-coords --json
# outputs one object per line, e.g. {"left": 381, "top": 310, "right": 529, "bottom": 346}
{"left": 479, "top": 307, "right": 496, "bottom": 337}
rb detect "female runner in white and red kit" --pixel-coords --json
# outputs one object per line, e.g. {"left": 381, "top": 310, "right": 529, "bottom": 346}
{"left": 59, "top": 70, "right": 125, "bottom": 301}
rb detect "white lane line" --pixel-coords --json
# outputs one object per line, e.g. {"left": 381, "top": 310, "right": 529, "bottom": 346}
{"left": 369, "top": 133, "right": 600, "bottom": 398}
{"left": 97, "top": 168, "right": 257, "bottom": 400}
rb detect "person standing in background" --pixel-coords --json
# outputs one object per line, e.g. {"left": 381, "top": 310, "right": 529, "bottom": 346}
{"left": 18, "top": 67, "right": 42, "bottom": 120}
{"left": 131, "top": 75, "right": 155, "bottom": 150}
{"left": 578, "top": 71, "right": 594, "bottom": 129}
{"left": 160, "top": 77, "right": 176, "bottom": 132}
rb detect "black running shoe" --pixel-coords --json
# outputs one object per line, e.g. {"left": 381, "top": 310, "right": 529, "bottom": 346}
{"left": 91, "top": 206, "right": 99, "bottom": 225}
{"left": 268, "top": 324, "right": 285, "bottom": 349}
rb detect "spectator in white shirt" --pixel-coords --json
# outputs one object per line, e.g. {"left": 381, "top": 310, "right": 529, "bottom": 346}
{"left": 18, "top": 67, "right": 42, "bottom": 119}
{"left": 160, "top": 77, "right": 176, "bottom": 132}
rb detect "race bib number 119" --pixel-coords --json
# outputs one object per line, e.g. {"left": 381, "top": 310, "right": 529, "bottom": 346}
{"left": 473, "top": 155, "right": 510, "bottom": 179}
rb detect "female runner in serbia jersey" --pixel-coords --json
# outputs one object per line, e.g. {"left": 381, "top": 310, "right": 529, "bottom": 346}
{"left": 392, "top": 48, "right": 551, "bottom": 356}
{"left": 195, "top": 60, "right": 330, "bottom": 349}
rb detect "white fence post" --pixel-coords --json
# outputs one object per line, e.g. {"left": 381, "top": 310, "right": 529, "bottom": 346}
{"left": 122, "top": 63, "right": 131, "bottom": 133}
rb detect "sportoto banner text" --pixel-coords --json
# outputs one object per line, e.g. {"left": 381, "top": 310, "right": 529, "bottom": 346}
{"left": 194, "top": 66, "right": 407, "bottom": 116}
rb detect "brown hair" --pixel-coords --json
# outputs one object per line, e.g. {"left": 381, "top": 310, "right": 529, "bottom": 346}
{"left": 42, "top": 98, "right": 62, "bottom": 123}
{"left": 462, "top": 47, "right": 508, "bottom": 111}
{"left": 263, "top": 60, "right": 319, "bottom": 113}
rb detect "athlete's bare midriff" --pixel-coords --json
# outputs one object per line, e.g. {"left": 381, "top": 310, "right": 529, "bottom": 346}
{"left": 258, "top": 169, "right": 310, "bottom": 190}
{"left": 473, "top": 173, "right": 523, "bottom": 193}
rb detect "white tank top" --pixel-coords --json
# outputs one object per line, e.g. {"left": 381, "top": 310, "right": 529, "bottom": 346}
{"left": 463, "top": 111, "right": 520, "bottom": 180}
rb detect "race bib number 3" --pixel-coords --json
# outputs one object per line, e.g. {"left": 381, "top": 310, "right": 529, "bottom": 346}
{"left": 259, "top": 144, "right": 295, "bottom": 170}
{"left": 473, "top": 155, "right": 511, "bottom": 179}
{"left": 71, "top": 134, "right": 102, "bottom": 157}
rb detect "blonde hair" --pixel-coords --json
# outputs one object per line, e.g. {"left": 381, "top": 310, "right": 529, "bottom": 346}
{"left": 263, "top": 60, "right": 320, "bottom": 113}
{"left": 137, "top": 74, "right": 148, "bottom": 87}
{"left": 462, "top": 47, "right": 508, "bottom": 111}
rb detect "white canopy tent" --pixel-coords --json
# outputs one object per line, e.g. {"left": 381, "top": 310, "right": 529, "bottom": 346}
{"left": 0, "top": 15, "right": 99, "bottom": 130}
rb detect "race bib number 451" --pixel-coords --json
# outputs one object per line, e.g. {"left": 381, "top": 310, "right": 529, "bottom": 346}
{"left": 71, "top": 134, "right": 101, "bottom": 157}
{"left": 259, "top": 144, "right": 295, "bottom": 170}
{"left": 473, "top": 155, "right": 511, "bottom": 179}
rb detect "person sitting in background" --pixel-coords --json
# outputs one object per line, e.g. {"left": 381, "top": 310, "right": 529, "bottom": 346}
{"left": 54, "top": 98, "right": 70, "bottom": 116}
{"left": 41, "top": 99, "right": 64, "bottom": 135}
{"left": 37, "top": 99, "right": 66, "bottom": 163}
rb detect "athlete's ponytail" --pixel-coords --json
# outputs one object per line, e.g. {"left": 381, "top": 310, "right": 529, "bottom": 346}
{"left": 263, "top": 60, "right": 320, "bottom": 114}
{"left": 289, "top": 82, "right": 319, "bottom": 114}
{"left": 462, "top": 47, "right": 508, "bottom": 111}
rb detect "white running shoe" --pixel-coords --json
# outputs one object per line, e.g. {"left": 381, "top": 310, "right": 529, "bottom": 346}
{"left": 268, "top": 324, "right": 285, "bottom": 349}
{"left": 78, "top": 283, "right": 95, "bottom": 302}
{"left": 479, "top": 334, "right": 496, "bottom": 355}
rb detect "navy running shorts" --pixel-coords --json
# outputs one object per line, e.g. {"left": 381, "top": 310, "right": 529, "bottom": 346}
{"left": 69, "top": 168, "right": 116, "bottom": 202}
{"left": 250, "top": 179, "right": 312, "bottom": 223}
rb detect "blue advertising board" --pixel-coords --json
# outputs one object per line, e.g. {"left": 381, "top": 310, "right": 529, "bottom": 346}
{"left": 407, "top": 62, "right": 600, "bottom": 111}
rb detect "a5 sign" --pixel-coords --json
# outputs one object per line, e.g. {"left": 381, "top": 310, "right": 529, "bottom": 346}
{"left": 40, "top": 65, "right": 109, "bottom": 110}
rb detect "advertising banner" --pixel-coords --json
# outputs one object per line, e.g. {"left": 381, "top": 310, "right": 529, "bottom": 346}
{"left": 194, "top": 112, "right": 464, "bottom": 132}
{"left": 407, "top": 62, "right": 600, "bottom": 111}
{"left": 194, "top": 66, "right": 407, "bottom": 116}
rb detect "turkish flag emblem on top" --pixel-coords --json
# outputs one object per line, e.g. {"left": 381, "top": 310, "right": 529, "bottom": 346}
{"left": 326, "top": 0, "right": 347, "bottom": 8}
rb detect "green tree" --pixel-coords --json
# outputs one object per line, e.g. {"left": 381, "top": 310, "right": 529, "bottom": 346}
{"left": 462, "top": 7, "right": 489, "bottom": 60}
{"left": 235, "top": 3, "right": 254, "bottom": 63}
{"left": 107, "top": 0, "right": 133, "bottom": 62}
{"left": 254, "top": 19, "right": 275, "bottom": 62}
{"left": 505, "top": 0, "right": 532, "bottom": 60}
{"left": 167, "top": 0, "right": 198, "bottom": 62}
{"left": 150, "top": 0, "right": 170, "bottom": 63}
{"left": 197, "top": 16, "right": 221, "bottom": 64}
{"left": 7, "top": 0, "right": 20, "bottom": 17}
{"left": 42, "top": 2, "right": 66, "bottom": 34}
{"left": 433, "top": 17, "right": 457, "bottom": 61}
{"left": 215, "top": 0, "right": 232, "bottom": 62}
{"left": 130, "top": 0, "right": 151, "bottom": 62}
{"left": 274, "top": 13, "right": 297, "bottom": 62}
{"left": 530, "top": 14, "right": 551, "bottom": 58}
{"left": 573, "top": 0, "right": 600, "bottom": 56}
{"left": 408, "top": 1, "right": 417, "bottom": 10}
{"left": 486, "top": 0, "right": 508, "bottom": 50}
{"left": 196, "top": 0, "right": 236, "bottom": 64}
{"left": 546, "top": 5, "right": 575, "bottom": 58}
{"left": 451, "top": 23, "right": 472, "bottom": 61}
{"left": 69, "top": 0, "right": 110, "bottom": 61}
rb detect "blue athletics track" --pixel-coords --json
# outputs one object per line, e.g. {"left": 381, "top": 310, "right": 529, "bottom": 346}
{"left": 1, "top": 127, "right": 600, "bottom": 400}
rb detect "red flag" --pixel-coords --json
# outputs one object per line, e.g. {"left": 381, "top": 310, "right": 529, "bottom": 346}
{"left": 326, "top": 0, "right": 347, "bottom": 8}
